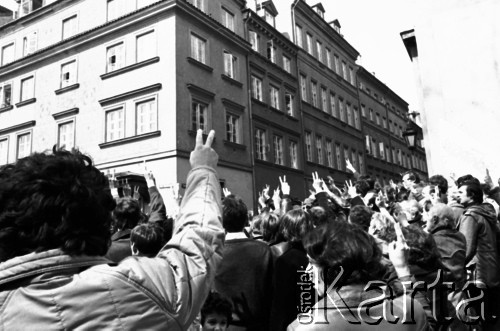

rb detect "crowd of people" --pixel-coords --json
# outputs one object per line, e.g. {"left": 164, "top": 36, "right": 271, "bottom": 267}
{"left": 0, "top": 129, "right": 499, "bottom": 330}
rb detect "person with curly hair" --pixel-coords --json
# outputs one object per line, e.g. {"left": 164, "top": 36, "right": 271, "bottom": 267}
{"left": 200, "top": 292, "right": 233, "bottom": 331}
{"left": 0, "top": 130, "right": 224, "bottom": 330}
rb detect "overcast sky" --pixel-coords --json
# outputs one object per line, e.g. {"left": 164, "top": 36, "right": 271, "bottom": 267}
{"left": 272, "top": 0, "right": 422, "bottom": 110}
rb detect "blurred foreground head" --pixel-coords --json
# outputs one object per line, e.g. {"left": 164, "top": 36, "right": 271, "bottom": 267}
{"left": 0, "top": 148, "right": 116, "bottom": 262}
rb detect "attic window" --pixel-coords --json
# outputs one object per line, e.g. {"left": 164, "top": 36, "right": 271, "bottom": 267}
{"left": 316, "top": 8, "right": 324, "bottom": 19}
{"left": 264, "top": 9, "right": 275, "bottom": 27}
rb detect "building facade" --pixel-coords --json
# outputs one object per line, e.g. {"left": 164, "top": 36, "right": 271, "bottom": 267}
{"left": 0, "top": 0, "right": 427, "bottom": 210}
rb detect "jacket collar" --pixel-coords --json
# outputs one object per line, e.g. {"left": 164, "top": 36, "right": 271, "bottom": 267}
{"left": 0, "top": 249, "right": 110, "bottom": 286}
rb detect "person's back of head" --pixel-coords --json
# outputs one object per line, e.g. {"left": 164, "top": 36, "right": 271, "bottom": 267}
{"left": 259, "top": 211, "right": 281, "bottom": 243}
{"left": 222, "top": 195, "right": 248, "bottom": 233}
{"left": 309, "top": 206, "right": 327, "bottom": 228}
{"left": 130, "top": 223, "right": 166, "bottom": 257}
{"left": 348, "top": 205, "right": 373, "bottom": 232}
{"left": 355, "top": 180, "right": 370, "bottom": 198}
{"left": 113, "top": 197, "right": 141, "bottom": 231}
{"left": 279, "top": 209, "right": 312, "bottom": 244}
{"left": 0, "top": 149, "right": 115, "bottom": 262}
{"left": 427, "top": 203, "right": 456, "bottom": 231}
{"left": 402, "top": 225, "right": 441, "bottom": 272}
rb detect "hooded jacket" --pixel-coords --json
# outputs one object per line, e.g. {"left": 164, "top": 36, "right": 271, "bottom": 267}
{"left": 457, "top": 203, "right": 499, "bottom": 287}
{"left": 0, "top": 166, "right": 224, "bottom": 330}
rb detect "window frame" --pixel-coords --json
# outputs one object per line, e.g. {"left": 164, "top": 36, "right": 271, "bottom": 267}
{"left": 20, "top": 74, "right": 35, "bottom": 102}
{"left": 135, "top": 29, "right": 157, "bottom": 63}
{"left": 190, "top": 32, "right": 207, "bottom": 64}
{"left": 289, "top": 140, "right": 299, "bottom": 169}
{"left": 255, "top": 127, "right": 267, "bottom": 161}
{"left": 106, "top": 41, "right": 125, "bottom": 73}
{"left": 221, "top": 7, "right": 235, "bottom": 32}
{"left": 104, "top": 104, "right": 126, "bottom": 142}
{"left": 0, "top": 137, "right": 9, "bottom": 166}
{"left": 16, "top": 130, "right": 32, "bottom": 160}
{"left": 269, "top": 85, "right": 280, "bottom": 110}
{"left": 62, "top": 14, "right": 78, "bottom": 40}
{"left": 191, "top": 98, "right": 210, "bottom": 134}
{"left": 305, "top": 132, "right": 312, "bottom": 162}
{"left": 135, "top": 94, "right": 158, "bottom": 136}
{"left": 57, "top": 118, "right": 76, "bottom": 150}
{"left": 223, "top": 50, "right": 237, "bottom": 79}
{"left": 0, "top": 82, "right": 13, "bottom": 108}
{"left": 60, "top": 58, "right": 78, "bottom": 88}
{"left": 273, "top": 134, "right": 284, "bottom": 165}
{"left": 1, "top": 42, "right": 15, "bottom": 66}
{"left": 225, "top": 111, "right": 241, "bottom": 144}
{"left": 251, "top": 75, "right": 263, "bottom": 101}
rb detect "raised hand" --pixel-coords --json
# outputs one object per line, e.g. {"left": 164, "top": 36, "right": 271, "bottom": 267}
{"left": 262, "top": 184, "right": 270, "bottom": 200}
{"left": 133, "top": 186, "right": 141, "bottom": 200}
{"left": 389, "top": 179, "right": 397, "bottom": 190}
{"left": 345, "top": 179, "right": 357, "bottom": 198}
{"left": 223, "top": 187, "right": 232, "bottom": 197}
{"left": 279, "top": 175, "right": 290, "bottom": 195}
{"left": 312, "top": 171, "right": 324, "bottom": 194}
{"left": 273, "top": 187, "right": 281, "bottom": 199}
{"left": 142, "top": 161, "right": 156, "bottom": 188}
{"left": 485, "top": 168, "right": 494, "bottom": 188}
{"left": 388, "top": 223, "right": 410, "bottom": 276}
{"left": 190, "top": 129, "right": 218, "bottom": 169}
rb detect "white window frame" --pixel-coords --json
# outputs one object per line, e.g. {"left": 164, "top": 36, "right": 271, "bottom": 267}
{"left": 306, "top": 33, "right": 313, "bottom": 55}
{"left": 315, "top": 136, "right": 323, "bottom": 164}
{"left": 251, "top": 75, "right": 263, "bottom": 101}
{"left": 255, "top": 128, "right": 267, "bottom": 161}
{"left": 326, "top": 140, "right": 333, "bottom": 168}
{"left": 20, "top": 74, "right": 35, "bottom": 101}
{"left": 249, "top": 31, "right": 259, "bottom": 52}
{"left": 22, "top": 31, "right": 37, "bottom": 57}
{"left": 326, "top": 48, "right": 332, "bottom": 69}
{"left": 225, "top": 112, "right": 241, "bottom": 144}
{"left": 1, "top": 42, "right": 15, "bottom": 66}
{"left": 346, "top": 103, "right": 353, "bottom": 126}
{"left": 0, "top": 137, "right": 9, "bottom": 165}
{"left": 316, "top": 40, "right": 323, "bottom": 62}
{"left": 339, "top": 99, "right": 345, "bottom": 122}
{"left": 223, "top": 50, "right": 237, "bottom": 79}
{"left": 105, "top": 105, "right": 126, "bottom": 142}
{"left": 334, "top": 54, "right": 340, "bottom": 74}
{"left": 289, "top": 140, "right": 298, "bottom": 169}
{"left": 16, "top": 130, "right": 32, "bottom": 160}
{"left": 270, "top": 85, "right": 280, "bottom": 110}
{"left": 190, "top": 33, "right": 207, "bottom": 64}
{"left": 57, "top": 118, "right": 76, "bottom": 150}
{"left": 62, "top": 14, "right": 78, "bottom": 40}
{"left": 136, "top": 29, "right": 157, "bottom": 63}
{"left": 273, "top": 135, "right": 284, "bottom": 165}
{"left": 60, "top": 59, "right": 77, "bottom": 88}
{"left": 191, "top": 99, "right": 210, "bottom": 133}
{"left": 267, "top": 40, "right": 276, "bottom": 63}
{"left": 295, "top": 25, "right": 303, "bottom": 48}
{"left": 300, "top": 74, "right": 307, "bottom": 101}
{"left": 310, "top": 81, "right": 318, "bottom": 107}
{"left": 330, "top": 93, "right": 336, "bottom": 117}
{"left": 106, "top": 41, "right": 125, "bottom": 73}
{"left": 221, "top": 7, "right": 235, "bottom": 32}
{"left": 285, "top": 92, "right": 294, "bottom": 117}
{"left": 342, "top": 61, "right": 348, "bottom": 80}
{"left": 305, "top": 132, "right": 312, "bottom": 162}
{"left": 135, "top": 94, "right": 158, "bottom": 135}
{"left": 321, "top": 87, "right": 327, "bottom": 112}
{"left": 0, "top": 82, "right": 12, "bottom": 108}
{"left": 335, "top": 143, "right": 342, "bottom": 170}
{"left": 283, "top": 55, "right": 291, "bottom": 73}
{"left": 358, "top": 153, "right": 364, "bottom": 173}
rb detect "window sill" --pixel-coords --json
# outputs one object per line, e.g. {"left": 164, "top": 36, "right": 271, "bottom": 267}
{"left": 251, "top": 98, "right": 267, "bottom": 107}
{"left": 0, "top": 105, "right": 13, "bottom": 113}
{"left": 99, "top": 131, "right": 161, "bottom": 149}
{"left": 55, "top": 83, "right": 80, "bottom": 95}
{"left": 100, "top": 57, "right": 160, "bottom": 80}
{"left": 286, "top": 114, "right": 298, "bottom": 122}
{"left": 15, "top": 98, "right": 36, "bottom": 108}
{"left": 187, "top": 57, "right": 213, "bottom": 73}
{"left": 221, "top": 74, "right": 243, "bottom": 88}
{"left": 224, "top": 140, "right": 246, "bottom": 150}
{"left": 269, "top": 106, "right": 283, "bottom": 114}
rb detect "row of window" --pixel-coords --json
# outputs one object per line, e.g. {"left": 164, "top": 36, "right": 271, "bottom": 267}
{"left": 295, "top": 24, "right": 355, "bottom": 85}
{"left": 250, "top": 75, "right": 295, "bottom": 116}
{"left": 304, "top": 132, "right": 364, "bottom": 172}
{"left": 299, "top": 75, "right": 360, "bottom": 129}
{"left": 0, "top": 131, "right": 32, "bottom": 165}
{"left": 361, "top": 104, "right": 406, "bottom": 139}
{"left": 249, "top": 31, "right": 292, "bottom": 74}
{"left": 254, "top": 128, "right": 299, "bottom": 169}
{"left": 365, "top": 134, "right": 424, "bottom": 170}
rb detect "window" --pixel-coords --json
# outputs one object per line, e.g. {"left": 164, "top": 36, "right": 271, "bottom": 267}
{"left": 264, "top": 9, "right": 275, "bottom": 27}
{"left": 251, "top": 76, "right": 263, "bottom": 101}
{"left": 389, "top": 120, "right": 393, "bottom": 133}
{"left": 255, "top": 128, "right": 267, "bottom": 161}
{"left": 369, "top": 108, "right": 374, "bottom": 121}
{"left": 273, "top": 135, "right": 284, "bottom": 165}
{"left": 16, "top": 132, "right": 31, "bottom": 160}
{"left": 347, "top": 103, "right": 353, "bottom": 126}
{"left": 326, "top": 48, "right": 332, "bottom": 68}
{"left": 0, "top": 83, "right": 12, "bottom": 108}
{"left": 305, "top": 132, "right": 312, "bottom": 162}
{"left": 321, "top": 87, "right": 327, "bottom": 112}
{"left": 1, "top": 43, "right": 14, "bottom": 66}
{"left": 266, "top": 40, "right": 276, "bottom": 63}
{"left": 20, "top": 76, "right": 34, "bottom": 101}
{"left": 0, "top": 138, "right": 7, "bottom": 165}
{"left": 60, "top": 60, "right": 77, "bottom": 88}
{"left": 316, "top": 41, "right": 323, "bottom": 62}
{"left": 226, "top": 113, "right": 240, "bottom": 143}
{"left": 387, "top": 145, "right": 392, "bottom": 163}
{"left": 136, "top": 98, "right": 157, "bottom": 135}
{"left": 365, "top": 135, "right": 371, "bottom": 154}
{"left": 136, "top": 30, "right": 156, "bottom": 62}
{"left": 190, "top": 34, "right": 206, "bottom": 64}
{"left": 295, "top": 25, "right": 303, "bottom": 47}
{"left": 379, "top": 142, "right": 385, "bottom": 161}
{"left": 107, "top": 0, "right": 126, "bottom": 21}
{"left": 354, "top": 108, "right": 360, "bottom": 129}
{"left": 289, "top": 140, "right": 298, "bottom": 169}
{"left": 270, "top": 85, "right": 280, "bottom": 110}
{"left": 402, "top": 153, "right": 406, "bottom": 168}
{"left": 106, "top": 42, "right": 125, "bottom": 72}
{"left": 192, "top": 100, "right": 209, "bottom": 133}
{"left": 105, "top": 107, "right": 125, "bottom": 142}
{"left": 335, "top": 143, "right": 342, "bottom": 170}
{"left": 343, "top": 147, "right": 349, "bottom": 168}
{"left": 382, "top": 117, "right": 387, "bottom": 129}
{"left": 371, "top": 138, "right": 377, "bottom": 158}
{"left": 22, "top": 31, "right": 37, "bottom": 56}
{"left": 306, "top": 33, "right": 313, "bottom": 55}
{"left": 20, "top": 0, "right": 43, "bottom": 16}
{"left": 283, "top": 55, "right": 291, "bottom": 73}
{"left": 358, "top": 153, "right": 364, "bottom": 173}
{"left": 351, "top": 150, "right": 357, "bottom": 169}
{"left": 342, "top": 61, "right": 348, "bottom": 80}
{"left": 376, "top": 113, "right": 381, "bottom": 126}
{"left": 189, "top": 0, "right": 204, "bottom": 11}
{"left": 249, "top": 31, "right": 259, "bottom": 52}
{"left": 285, "top": 93, "right": 294, "bottom": 117}
{"left": 334, "top": 54, "right": 340, "bottom": 74}
{"left": 349, "top": 66, "right": 355, "bottom": 85}
{"left": 62, "top": 15, "right": 78, "bottom": 40}
{"left": 326, "top": 140, "right": 333, "bottom": 168}
{"left": 310, "top": 81, "right": 318, "bottom": 107}
{"left": 392, "top": 148, "right": 397, "bottom": 164}
{"left": 330, "top": 93, "right": 336, "bottom": 117}
{"left": 221, "top": 8, "right": 235, "bottom": 32}
{"left": 300, "top": 75, "right": 307, "bottom": 101}
{"left": 339, "top": 99, "right": 345, "bottom": 122}
{"left": 58, "top": 120, "right": 75, "bottom": 149}
{"left": 361, "top": 104, "right": 366, "bottom": 117}
{"left": 397, "top": 149, "right": 402, "bottom": 165}
{"left": 223, "top": 51, "right": 237, "bottom": 79}
{"left": 316, "top": 136, "right": 323, "bottom": 164}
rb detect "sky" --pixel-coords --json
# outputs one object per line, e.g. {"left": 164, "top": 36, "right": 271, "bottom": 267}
{"left": 271, "top": 0, "right": 422, "bottom": 110}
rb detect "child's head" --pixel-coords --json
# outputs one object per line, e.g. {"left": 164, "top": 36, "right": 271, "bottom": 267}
{"left": 130, "top": 223, "right": 165, "bottom": 257}
{"left": 201, "top": 292, "right": 232, "bottom": 331}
